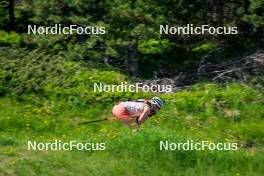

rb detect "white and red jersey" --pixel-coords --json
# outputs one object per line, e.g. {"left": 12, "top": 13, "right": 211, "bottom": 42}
{"left": 120, "top": 101, "right": 147, "bottom": 116}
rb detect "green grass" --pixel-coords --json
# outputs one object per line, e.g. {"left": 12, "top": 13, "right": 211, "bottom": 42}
{"left": 0, "top": 82, "right": 264, "bottom": 176}
{"left": 0, "top": 46, "right": 263, "bottom": 175}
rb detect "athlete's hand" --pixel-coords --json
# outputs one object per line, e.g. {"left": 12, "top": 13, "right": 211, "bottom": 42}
{"left": 137, "top": 106, "right": 151, "bottom": 125}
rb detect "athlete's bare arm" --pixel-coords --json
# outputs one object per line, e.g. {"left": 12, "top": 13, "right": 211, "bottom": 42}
{"left": 137, "top": 106, "right": 151, "bottom": 125}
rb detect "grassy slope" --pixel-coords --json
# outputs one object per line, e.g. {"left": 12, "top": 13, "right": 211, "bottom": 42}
{"left": 0, "top": 48, "right": 264, "bottom": 176}
{"left": 0, "top": 84, "right": 264, "bottom": 176}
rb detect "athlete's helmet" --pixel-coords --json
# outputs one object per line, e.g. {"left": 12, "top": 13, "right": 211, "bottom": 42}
{"left": 150, "top": 97, "right": 164, "bottom": 109}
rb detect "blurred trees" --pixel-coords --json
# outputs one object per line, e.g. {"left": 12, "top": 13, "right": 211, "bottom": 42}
{"left": 0, "top": 0, "right": 9, "bottom": 29}
{"left": 0, "top": 0, "right": 263, "bottom": 77}
{"left": 243, "top": 0, "right": 264, "bottom": 34}
{"left": 8, "top": 0, "right": 15, "bottom": 30}
{"left": 212, "top": 0, "right": 224, "bottom": 27}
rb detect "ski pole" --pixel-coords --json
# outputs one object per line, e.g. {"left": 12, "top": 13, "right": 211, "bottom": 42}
{"left": 77, "top": 115, "right": 139, "bottom": 125}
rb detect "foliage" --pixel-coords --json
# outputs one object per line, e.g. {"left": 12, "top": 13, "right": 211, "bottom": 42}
{"left": 0, "top": 0, "right": 263, "bottom": 175}
{"left": 0, "top": 31, "right": 21, "bottom": 45}
{"left": 243, "top": 0, "right": 264, "bottom": 28}
{"left": 192, "top": 42, "right": 219, "bottom": 54}
{"left": 0, "top": 0, "right": 263, "bottom": 76}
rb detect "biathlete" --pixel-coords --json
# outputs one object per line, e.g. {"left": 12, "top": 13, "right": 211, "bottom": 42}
{"left": 112, "top": 97, "right": 164, "bottom": 128}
